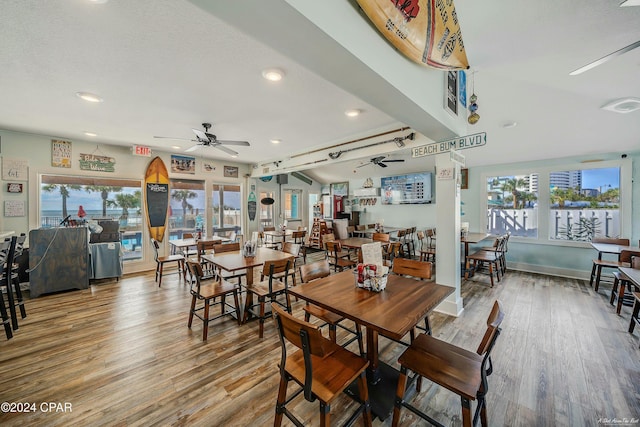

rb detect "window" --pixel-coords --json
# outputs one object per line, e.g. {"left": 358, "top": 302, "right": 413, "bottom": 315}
{"left": 482, "top": 160, "right": 629, "bottom": 245}
{"left": 283, "top": 189, "right": 302, "bottom": 220}
{"left": 486, "top": 174, "right": 539, "bottom": 238}
{"left": 40, "top": 175, "right": 142, "bottom": 261}
{"left": 549, "top": 167, "right": 620, "bottom": 241}
{"left": 212, "top": 184, "right": 241, "bottom": 237}
{"left": 169, "top": 179, "right": 205, "bottom": 239}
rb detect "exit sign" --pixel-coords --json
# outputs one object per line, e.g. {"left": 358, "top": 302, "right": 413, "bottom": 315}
{"left": 133, "top": 145, "right": 151, "bottom": 157}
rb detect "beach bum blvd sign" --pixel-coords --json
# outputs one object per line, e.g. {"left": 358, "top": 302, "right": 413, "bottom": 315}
{"left": 412, "top": 132, "right": 486, "bottom": 158}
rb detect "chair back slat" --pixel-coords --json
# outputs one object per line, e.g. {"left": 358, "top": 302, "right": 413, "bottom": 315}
{"left": 213, "top": 242, "right": 240, "bottom": 253}
{"left": 372, "top": 233, "right": 390, "bottom": 243}
{"left": 592, "top": 237, "right": 630, "bottom": 245}
{"left": 476, "top": 300, "right": 505, "bottom": 356}
{"left": 392, "top": 258, "right": 432, "bottom": 280}
{"left": 196, "top": 240, "right": 216, "bottom": 261}
{"left": 632, "top": 256, "right": 640, "bottom": 269}
{"left": 620, "top": 250, "right": 640, "bottom": 264}
{"left": 282, "top": 242, "right": 301, "bottom": 258}
{"left": 272, "top": 304, "right": 331, "bottom": 357}
{"left": 299, "top": 259, "right": 331, "bottom": 283}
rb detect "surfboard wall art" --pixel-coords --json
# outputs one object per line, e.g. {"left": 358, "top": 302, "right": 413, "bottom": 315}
{"left": 144, "top": 156, "right": 170, "bottom": 242}
{"left": 356, "top": 0, "right": 469, "bottom": 70}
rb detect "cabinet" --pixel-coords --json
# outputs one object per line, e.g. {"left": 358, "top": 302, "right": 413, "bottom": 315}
{"left": 29, "top": 227, "right": 90, "bottom": 297}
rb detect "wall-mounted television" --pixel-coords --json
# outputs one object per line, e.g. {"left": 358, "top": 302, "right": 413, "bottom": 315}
{"left": 381, "top": 172, "right": 432, "bottom": 205}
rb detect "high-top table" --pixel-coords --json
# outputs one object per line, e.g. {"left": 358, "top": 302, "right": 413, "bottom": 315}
{"left": 201, "top": 247, "right": 294, "bottom": 323}
{"left": 289, "top": 270, "right": 453, "bottom": 420}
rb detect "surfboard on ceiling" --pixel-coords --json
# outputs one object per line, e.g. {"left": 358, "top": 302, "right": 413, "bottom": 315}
{"left": 356, "top": 0, "right": 469, "bottom": 70}
{"left": 144, "top": 156, "right": 170, "bottom": 242}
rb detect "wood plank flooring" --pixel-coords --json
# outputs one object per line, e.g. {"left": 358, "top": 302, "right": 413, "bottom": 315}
{"left": 1, "top": 255, "right": 639, "bottom": 426}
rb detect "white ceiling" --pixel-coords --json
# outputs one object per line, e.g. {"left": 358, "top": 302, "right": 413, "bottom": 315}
{"left": 1, "top": 0, "right": 639, "bottom": 184}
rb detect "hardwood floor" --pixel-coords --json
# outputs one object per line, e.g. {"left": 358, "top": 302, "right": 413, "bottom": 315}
{"left": 1, "top": 255, "right": 639, "bottom": 426}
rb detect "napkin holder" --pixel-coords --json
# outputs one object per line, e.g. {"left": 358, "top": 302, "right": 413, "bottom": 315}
{"left": 243, "top": 240, "right": 257, "bottom": 257}
{"left": 354, "top": 263, "right": 388, "bottom": 292}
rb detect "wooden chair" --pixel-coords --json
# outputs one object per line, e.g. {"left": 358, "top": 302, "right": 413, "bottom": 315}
{"left": 629, "top": 292, "right": 640, "bottom": 347}
{"left": 244, "top": 258, "right": 292, "bottom": 338}
{"left": 151, "top": 238, "right": 185, "bottom": 287}
{"left": 326, "top": 241, "right": 356, "bottom": 272}
{"left": 479, "top": 232, "right": 510, "bottom": 274}
{"left": 610, "top": 254, "right": 640, "bottom": 314}
{"left": 1, "top": 236, "right": 26, "bottom": 331}
{"left": 194, "top": 240, "right": 217, "bottom": 278}
{"left": 372, "top": 232, "right": 390, "bottom": 243}
{"left": 347, "top": 225, "right": 356, "bottom": 237}
{"left": 281, "top": 242, "right": 302, "bottom": 285}
{"left": 392, "top": 300, "right": 505, "bottom": 427}
{"left": 392, "top": 258, "right": 434, "bottom": 341}
{"left": 417, "top": 230, "right": 436, "bottom": 262}
{"left": 465, "top": 237, "right": 505, "bottom": 287}
{"left": 0, "top": 240, "right": 15, "bottom": 338}
{"left": 263, "top": 226, "right": 280, "bottom": 250}
{"left": 271, "top": 303, "right": 372, "bottom": 427}
{"left": 211, "top": 242, "right": 246, "bottom": 285}
{"left": 180, "top": 232, "right": 199, "bottom": 258}
{"left": 300, "top": 260, "right": 365, "bottom": 356}
{"left": 291, "top": 230, "right": 307, "bottom": 263}
{"left": 590, "top": 237, "right": 630, "bottom": 291}
{"left": 186, "top": 261, "right": 241, "bottom": 341}
{"left": 384, "top": 241, "right": 403, "bottom": 265}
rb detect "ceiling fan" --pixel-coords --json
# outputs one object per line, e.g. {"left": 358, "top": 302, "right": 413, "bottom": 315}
{"left": 154, "top": 123, "right": 250, "bottom": 156}
{"left": 358, "top": 156, "right": 405, "bottom": 168}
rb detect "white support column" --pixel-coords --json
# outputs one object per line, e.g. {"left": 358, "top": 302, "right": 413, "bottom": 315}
{"left": 434, "top": 153, "right": 464, "bottom": 316}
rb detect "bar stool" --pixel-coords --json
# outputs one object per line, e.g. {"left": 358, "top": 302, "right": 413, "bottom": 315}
{"left": 1, "top": 236, "right": 26, "bottom": 330}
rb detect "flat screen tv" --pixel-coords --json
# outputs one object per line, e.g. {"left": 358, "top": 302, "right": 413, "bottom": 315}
{"left": 381, "top": 172, "right": 432, "bottom": 205}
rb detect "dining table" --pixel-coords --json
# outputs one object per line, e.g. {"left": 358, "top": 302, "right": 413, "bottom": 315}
{"left": 169, "top": 236, "right": 226, "bottom": 255}
{"left": 263, "top": 229, "right": 293, "bottom": 248}
{"left": 591, "top": 242, "right": 640, "bottom": 258}
{"left": 289, "top": 270, "right": 454, "bottom": 420}
{"left": 201, "top": 247, "right": 294, "bottom": 323}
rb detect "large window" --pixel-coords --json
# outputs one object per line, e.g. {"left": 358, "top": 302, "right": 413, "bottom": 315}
{"left": 40, "top": 175, "right": 142, "bottom": 261}
{"left": 211, "top": 184, "right": 241, "bottom": 237}
{"left": 169, "top": 179, "right": 205, "bottom": 239}
{"left": 486, "top": 174, "right": 539, "bottom": 238}
{"left": 549, "top": 167, "right": 620, "bottom": 241}
{"left": 483, "top": 161, "right": 628, "bottom": 244}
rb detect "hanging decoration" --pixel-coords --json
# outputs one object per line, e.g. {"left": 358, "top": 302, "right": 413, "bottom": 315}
{"left": 467, "top": 71, "right": 480, "bottom": 125}
{"left": 356, "top": 0, "right": 469, "bottom": 70}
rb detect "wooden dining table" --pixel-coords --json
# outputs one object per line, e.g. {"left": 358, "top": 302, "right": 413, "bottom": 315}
{"left": 201, "top": 247, "right": 294, "bottom": 323}
{"left": 289, "top": 270, "right": 454, "bottom": 420}
{"left": 169, "top": 236, "right": 226, "bottom": 255}
{"left": 591, "top": 242, "right": 640, "bottom": 257}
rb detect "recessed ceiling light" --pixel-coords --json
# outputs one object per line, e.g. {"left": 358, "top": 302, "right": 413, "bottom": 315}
{"left": 262, "top": 68, "right": 284, "bottom": 82}
{"left": 270, "top": 139, "right": 281, "bottom": 144}
{"left": 345, "top": 109, "right": 362, "bottom": 117}
{"left": 88, "top": 0, "right": 109, "bottom": 4}
{"left": 171, "top": 145, "right": 181, "bottom": 150}
{"left": 76, "top": 92, "right": 103, "bottom": 103}
{"left": 231, "top": 154, "right": 238, "bottom": 158}
{"left": 620, "top": 0, "right": 640, "bottom": 6}
{"left": 601, "top": 97, "right": 640, "bottom": 114}
{"left": 502, "top": 121, "right": 517, "bottom": 129}
{"left": 84, "top": 132, "right": 97, "bottom": 137}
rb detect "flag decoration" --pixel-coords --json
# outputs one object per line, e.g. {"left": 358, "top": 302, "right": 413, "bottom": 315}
{"left": 356, "top": 0, "right": 469, "bottom": 70}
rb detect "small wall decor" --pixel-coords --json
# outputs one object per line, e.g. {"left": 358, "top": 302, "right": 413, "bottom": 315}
{"left": 2, "top": 157, "right": 28, "bottom": 181}
{"left": 52, "top": 139, "right": 72, "bottom": 168}
{"left": 79, "top": 152, "right": 115, "bottom": 172}
{"left": 7, "top": 183, "right": 23, "bottom": 193}
{"left": 202, "top": 161, "right": 216, "bottom": 172}
{"left": 460, "top": 168, "right": 469, "bottom": 189}
{"left": 4, "top": 200, "right": 25, "bottom": 217}
{"left": 170, "top": 155, "right": 195, "bottom": 174}
{"left": 467, "top": 71, "right": 480, "bottom": 125}
{"left": 224, "top": 166, "right": 239, "bottom": 178}
{"left": 445, "top": 70, "right": 458, "bottom": 116}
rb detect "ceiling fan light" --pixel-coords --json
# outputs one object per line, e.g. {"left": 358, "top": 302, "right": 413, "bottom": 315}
{"left": 270, "top": 139, "right": 281, "bottom": 144}
{"left": 262, "top": 68, "right": 284, "bottom": 82}
{"left": 83, "top": 131, "right": 97, "bottom": 137}
{"left": 345, "top": 109, "right": 362, "bottom": 117}
{"left": 601, "top": 97, "right": 640, "bottom": 114}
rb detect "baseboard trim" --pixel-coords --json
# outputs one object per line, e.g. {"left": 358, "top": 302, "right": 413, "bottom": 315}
{"left": 507, "top": 261, "right": 589, "bottom": 281}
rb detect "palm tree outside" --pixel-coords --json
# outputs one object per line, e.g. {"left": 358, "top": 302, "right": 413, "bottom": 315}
{"left": 42, "top": 184, "right": 82, "bottom": 218}
{"left": 171, "top": 190, "right": 197, "bottom": 227}
{"left": 85, "top": 185, "right": 123, "bottom": 217}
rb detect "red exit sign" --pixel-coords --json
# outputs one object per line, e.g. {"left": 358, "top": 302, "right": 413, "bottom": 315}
{"left": 133, "top": 145, "right": 151, "bottom": 157}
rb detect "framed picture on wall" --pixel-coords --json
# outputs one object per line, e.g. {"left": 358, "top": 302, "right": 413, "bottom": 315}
{"left": 331, "top": 182, "right": 348, "bottom": 196}
{"left": 460, "top": 168, "right": 469, "bottom": 189}
{"left": 224, "top": 165, "right": 239, "bottom": 178}
{"left": 445, "top": 70, "right": 458, "bottom": 116}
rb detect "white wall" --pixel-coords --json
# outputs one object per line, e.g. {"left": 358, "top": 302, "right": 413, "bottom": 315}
{"left": 0, "top": 129, "right": 250, "bottom": 273}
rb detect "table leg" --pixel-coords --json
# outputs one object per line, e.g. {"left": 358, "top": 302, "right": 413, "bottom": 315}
{"left": 241, "top": 268, "right": 255, "bottom": 324}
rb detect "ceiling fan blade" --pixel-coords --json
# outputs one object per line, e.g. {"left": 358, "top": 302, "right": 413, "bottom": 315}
{"left": 153, "top": 136, "right": 194, "bottom": 141}
{"left": 191, "top": 128, "right": 210, "bottom": 142}
{"left": 382, "top": 159, "right": 405, "bottom": 163}
{"left": 378, "top": 162, "right": 388, "bottom": 168}
{"left": 356, "top": 163, "right": 371, "bottom": 168}
{"left": 184, "top": 144, "right": 202, "bottom": 152}
{"left": 214, "top": 145, "right": 239, "bottom": 156}
{"left": 570, "top": 39, "right": 640, "bottom": 75}
{"left": 216, "top": 140, "right": 250, "bottom": 146}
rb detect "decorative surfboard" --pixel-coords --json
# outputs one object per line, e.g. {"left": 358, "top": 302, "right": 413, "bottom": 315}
{"left": 144, "top": 156, "right": 170, "bottom": 242}
{"left": 248, "top": 191, "right": 257, "bottom": 221}
{"left": 355, "top": 0, "right": 469, "bottom": 70}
